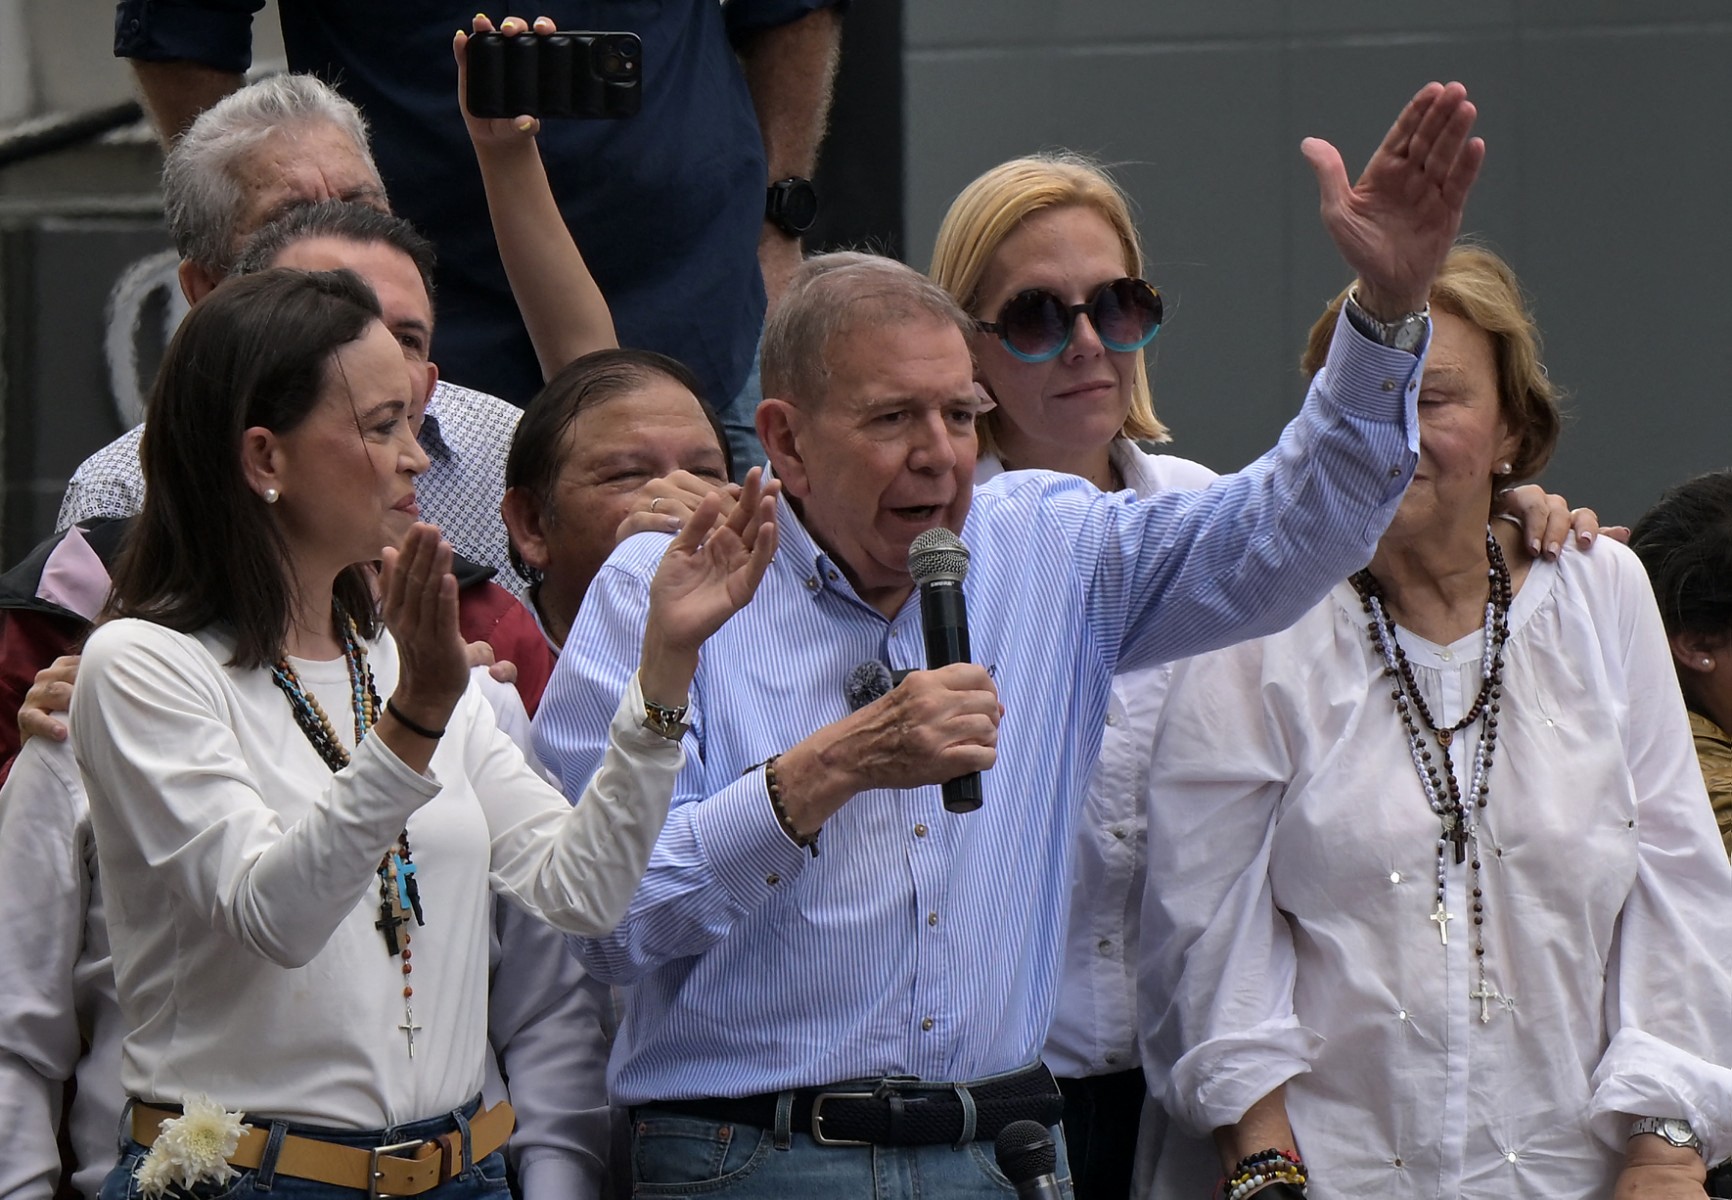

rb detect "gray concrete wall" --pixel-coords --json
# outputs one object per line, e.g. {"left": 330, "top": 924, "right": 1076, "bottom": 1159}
{"left": 905, "top": 2, "right": 1732, "bottom": 525}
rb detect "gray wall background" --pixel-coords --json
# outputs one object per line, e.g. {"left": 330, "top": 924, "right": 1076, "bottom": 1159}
{"left": 904, "top": 2, "right": 1732, "bottom": 525}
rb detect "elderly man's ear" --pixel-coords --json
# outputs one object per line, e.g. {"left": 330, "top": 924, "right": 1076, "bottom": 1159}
{"left": 178, "top": 258, "right": 225, "bottom": 305}
{"left": 756, "top": 398, "right": 810, "bottom": 499}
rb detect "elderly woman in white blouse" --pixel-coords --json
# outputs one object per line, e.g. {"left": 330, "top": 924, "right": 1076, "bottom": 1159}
{"left": 1139, "top": 245, "right": 1732, "bottom": 1200}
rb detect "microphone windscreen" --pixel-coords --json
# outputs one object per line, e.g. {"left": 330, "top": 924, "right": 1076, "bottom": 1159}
{"left": 908, "top": 526, "right": 969, "bottom": 586}
{"left": 994, "top": 1120, "right": 1058, "bottom": 1184}
{"left": 844, "top": 660, "right": 894, "bottom": 712}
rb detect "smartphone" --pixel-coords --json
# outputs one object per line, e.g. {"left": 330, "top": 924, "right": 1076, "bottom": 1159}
{"left": 465, "top": 30, "right": 642, "bottom": 119}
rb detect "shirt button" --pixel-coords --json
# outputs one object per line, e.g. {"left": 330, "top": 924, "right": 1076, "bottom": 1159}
{"left": 920, "top": 1017, "right": 934, "bottom": 1032}
{"left": 826, "top": 569, "right": 839, "bottom": 581}
{"left": 1097, "top": 938, "right": 1113, "bottom": 955}
{"left": 1408, "top": 380, "right": 1418, "bottom": 392}
{"left": 1104, "top": 711, "right": 1118, "bottom": 727}
{"left": 1389, "top": 871, "right": 1402, "bottom": 883}
{"left": 1112, "top": 827, "right": 1127, "bottom": 841}
{"left": 1381, "top": 379, "right": 1397, "bottom": 392}
{"left": 804, "top": 577, "right": 818, "bottom": 591}
{"left": 1397, "top": 1009, "right": 1409, "bottom": 1021}
{"left": 1388, "top": 466, "right": 1402, "bottom": 478}
{"left": 1393, "top": 1157, "right": 1404, "bottom": 1168}
{"left": 765, "top": 873, "right": 780, "bottom": 886}
{"left": 927, "top": 911, "right": 938, "bottom": 927}
{"left": 1505, "top": 1152, "right": 1519, "bottom": 1164}
{"left": 914, "top": 823, "right": 928, "bottom": 838}
{"left": 1440, "top": 648, "right": 1453, "bottom": 662}
{"left": 1105, "top": 1051, "right": 1121, "bottom": 1066}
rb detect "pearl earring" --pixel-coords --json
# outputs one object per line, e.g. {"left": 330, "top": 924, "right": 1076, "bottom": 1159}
{"left": 1703, "top": 657, "right": 1716, "bottom": 671}
{"left": 263, "top": 487, "right": 280, "bottom": 504}
{"left": 1496, "top": 463, "right": 1513, "bottom": 476}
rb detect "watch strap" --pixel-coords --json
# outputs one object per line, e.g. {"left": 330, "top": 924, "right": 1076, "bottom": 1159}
{"left": 1628, "top": 1116, "right": 1703, "bottom": 1155}
{"left": 1344, "top": 287, "right": 1429, "bottom": 354}
{"left": 642, "top": 696, "right": 690, "bottom": 741}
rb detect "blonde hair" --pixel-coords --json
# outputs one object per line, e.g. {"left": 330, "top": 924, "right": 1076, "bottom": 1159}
{"left": 928, "top": 151, "right": 1168, "bottom": 456}
{"left": 1300, "top": 244, "right": 1562, "bottom": 481}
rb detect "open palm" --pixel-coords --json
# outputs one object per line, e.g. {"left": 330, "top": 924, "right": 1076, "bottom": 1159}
{"left": 646, "top": 470, "right": 780, "bottom": 655}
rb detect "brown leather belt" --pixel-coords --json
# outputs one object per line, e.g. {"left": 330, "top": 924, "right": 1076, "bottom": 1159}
{"left": 130, "top": 1101, "right": 515, "bottom": 1199}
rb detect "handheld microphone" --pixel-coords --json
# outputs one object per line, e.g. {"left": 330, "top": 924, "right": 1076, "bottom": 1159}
{"left": 844, "top": 660, "right": 894, "bottom": 713}
{"left": 907, "top": 527, "right": 982, "bottom": 813}
{"left": 994, "top": 1120, "right": 1063, "bottom": 1200}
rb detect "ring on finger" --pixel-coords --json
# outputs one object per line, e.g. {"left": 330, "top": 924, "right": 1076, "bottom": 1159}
{"left": 650, "top": 497, "right": 664, "bottom": 513}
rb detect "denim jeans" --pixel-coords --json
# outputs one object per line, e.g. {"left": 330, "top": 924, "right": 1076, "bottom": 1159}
{"left": 717, "top": 340, "right": 767, "bottom": 484}
{"left": 101, "top": 1099, "right": 511, "bottom": 1200}
{"left": 628, "top": 1112, "right": 1075, "bottom": 1199}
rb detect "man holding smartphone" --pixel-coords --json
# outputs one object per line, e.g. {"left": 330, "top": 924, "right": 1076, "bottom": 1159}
{"left": 115, "top": 0, "right": 845, "bottom": 475}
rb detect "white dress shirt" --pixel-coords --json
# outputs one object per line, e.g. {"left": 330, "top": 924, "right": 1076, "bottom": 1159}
{"left": 1140, "top": 541, "right": 1732, "bottom": 1199}
{"left": 976, "top": 439, "right": 1218, "bottom": 1078}
{"left": 73, "top": 619, "right": 676, "bottom": 1127}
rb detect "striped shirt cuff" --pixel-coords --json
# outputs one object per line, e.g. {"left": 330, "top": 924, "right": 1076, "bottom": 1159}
{"left": 691, "top": 764, "right": 815, "bottom": 909}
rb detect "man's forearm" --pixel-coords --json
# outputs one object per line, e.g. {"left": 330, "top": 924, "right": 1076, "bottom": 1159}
{"left": 130, "top": 60, "right": 244, "bottom": 146}
{"left": 740, "top": 6, "right": 842, "bottom": 185}
{"left": 739, "top": 6, "right": 842, "bottom": 312}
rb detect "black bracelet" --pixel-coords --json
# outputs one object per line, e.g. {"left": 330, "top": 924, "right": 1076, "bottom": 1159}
{"left": 386, "top": 698, "right": 446, "bottom": 740}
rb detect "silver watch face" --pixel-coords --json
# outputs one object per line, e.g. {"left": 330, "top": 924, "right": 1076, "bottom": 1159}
{"left": 1660, "top": 1118, "right": 1699, "bottom": 1147}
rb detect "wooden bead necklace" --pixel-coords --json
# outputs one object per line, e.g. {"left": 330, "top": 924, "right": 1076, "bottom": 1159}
{"left": 269, "top": 611, "right": 427, "bottom": 1055}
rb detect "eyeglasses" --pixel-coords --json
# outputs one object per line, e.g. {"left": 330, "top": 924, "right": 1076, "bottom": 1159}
{"left": 975, "top": 277, "right": 1163, "bottom": 364}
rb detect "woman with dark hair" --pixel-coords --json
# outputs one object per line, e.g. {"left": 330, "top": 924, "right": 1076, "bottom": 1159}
{"left": 73, "top": 267, "right": 776, "bottom": 1199}
{"left": 1140, "top": 247, "right": 1732, "bottom": 1199}
{"left": 502, "top": 348, "right": 734, "bottom": 651}
{"left": 1631, "top": 469, "right": 1732, "bottom": 854}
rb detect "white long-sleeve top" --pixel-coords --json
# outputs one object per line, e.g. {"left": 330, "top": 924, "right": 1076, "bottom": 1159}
{"left": 0, "top": 735, "right": 119, "bottom": 1200}
{"left": 1140, "top": 540, "right": 1732, "bottom": 1199}
{"left": 73, "top": 618, "right": 677, "bottom": 1128}
{"left": 0, "top": 671, "right": 614, "bottom": 1200}
{"left": 977, "top": 439, "right": 1218, "bottom": 1078}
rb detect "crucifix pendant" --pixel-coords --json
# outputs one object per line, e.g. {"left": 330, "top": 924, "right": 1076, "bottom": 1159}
{"left": 399, "top": 999, "right": 423, "bottom": 1057}
{"left": 375, "top": 904, "right": 406, "bottom": 956}
{"left": 1469, "top": 979, "right": 1501, "bottom": 1024}
{"left": 1428, "top": 901, "right": 1454, "bottom": 945}
{"left": 1450, "top": 822, "right": 1468, "bottom": 864}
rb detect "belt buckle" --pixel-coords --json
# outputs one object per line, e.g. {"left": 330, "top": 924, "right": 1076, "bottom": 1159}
{"left": 809, "top": 1091, "right": 875, "bottom": 1148}
{"left": 367, "top": 1138, "right": 428, "bottom": 1200}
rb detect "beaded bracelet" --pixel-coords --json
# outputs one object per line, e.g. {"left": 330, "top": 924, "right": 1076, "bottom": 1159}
{"left": 763, "top": 755, "right": 820, "bottom": 857}
{"left": 1223, "top": 1148, "right": 1307, "bottom": 1200}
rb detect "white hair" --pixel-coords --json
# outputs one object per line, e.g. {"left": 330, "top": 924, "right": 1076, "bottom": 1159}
{"left": 161, "top": 74, "right": 381, "bottom": 274}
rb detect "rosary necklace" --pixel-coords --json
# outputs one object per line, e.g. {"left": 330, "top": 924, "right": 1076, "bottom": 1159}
{"left": 1352, "top": 528, "right": 1512, "bottom": 1023}
{"left": 270, "top": 612, "right": 427, "bottom": 1056}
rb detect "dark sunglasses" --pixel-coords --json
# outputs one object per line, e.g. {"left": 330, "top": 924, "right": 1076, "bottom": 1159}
{"left": 975, "top": 277, "right": 1163, "bottom": 364}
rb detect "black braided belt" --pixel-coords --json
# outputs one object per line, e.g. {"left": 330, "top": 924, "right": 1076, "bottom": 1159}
{"left": 634, "top": 1063, "right": 1064, "bottom": 1147}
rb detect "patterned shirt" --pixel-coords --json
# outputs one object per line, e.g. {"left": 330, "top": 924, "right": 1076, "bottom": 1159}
{"left": 56, "top": 380, "right": 524, "bottom": 597}
{"left": 1690, "top": 710, "right": 1732, "bottom": 858}
{"left": 533, "top": 310, "right": 1425, "bottom": 1105}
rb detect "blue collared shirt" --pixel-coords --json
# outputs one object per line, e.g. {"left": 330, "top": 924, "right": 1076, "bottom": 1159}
{"left": 533, "top": 309, "right": 1425, "bottom": 1105}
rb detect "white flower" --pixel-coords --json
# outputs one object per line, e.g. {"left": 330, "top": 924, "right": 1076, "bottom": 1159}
{"left": 135, "top": 1094, "right": 246, "bottom": 1199}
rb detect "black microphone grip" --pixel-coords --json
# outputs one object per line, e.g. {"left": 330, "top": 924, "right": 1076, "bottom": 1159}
{"left": 919, "top": 578, "right": 983, "bottom": 813}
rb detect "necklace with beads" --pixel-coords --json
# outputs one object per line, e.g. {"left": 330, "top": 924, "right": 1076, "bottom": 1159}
{"left": 269, "top": 610, "right": 427, "bottom": 1056}
{"left": 1351, "top": 528, "right": 1512, "bottom": 1024}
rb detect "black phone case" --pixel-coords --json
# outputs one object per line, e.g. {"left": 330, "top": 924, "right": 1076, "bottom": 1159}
{"left": 465, "top": 31, "right": 642, "bottom": 119}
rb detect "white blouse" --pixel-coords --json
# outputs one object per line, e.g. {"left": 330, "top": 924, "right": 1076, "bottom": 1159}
{"left": 73, "top": 618, "right": 678, "bottom": 1128}
{"left": 1139, "top": 541, "right": 1732, "bottom": 1199}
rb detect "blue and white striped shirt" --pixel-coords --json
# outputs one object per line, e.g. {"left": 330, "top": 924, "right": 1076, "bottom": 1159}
{"left": 532, "top": 310, "right": 1425, "bottom": 1105}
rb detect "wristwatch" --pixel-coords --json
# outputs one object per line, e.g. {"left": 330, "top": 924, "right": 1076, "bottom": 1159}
{"left": 1628, "top": 1116, "right": 1704, "bottom": 1157}
{"left": 1344, "top": 287, "right": 1429, "bottom": 354}
{"left": 766, "top": 177, "right": 820, "bottom": 236}
{"left": 642, "top": 697, "right": 690, "bottom": 741}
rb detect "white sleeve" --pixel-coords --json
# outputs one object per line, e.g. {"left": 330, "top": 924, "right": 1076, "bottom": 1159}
{"left": 1585, "top": 547, "right": 1732, "bottom": 1162}
{"left": 488, "top": 903, "right": 611, "bottom": 1200}
{"left": 0, "top": 739, "right": 94, "bottom": 1200}
{"left": 73, "top": 620, "right": 441, "bottom": 968}
{"left": 461, "top": 670, "right": 682, "bottom": 939}
{"left": 1140, "top": 634, "right": 1322, "bottom": 1136}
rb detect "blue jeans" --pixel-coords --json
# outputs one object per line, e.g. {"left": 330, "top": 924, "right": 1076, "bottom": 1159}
{"left": 628, "top": 1114, "right": 1075, "bottom": 1199}
{"left": 717, "top": 340, "right": 767, "bottom": 484}
{"left": 101, "top": 1099, "right": 511, "bottom": 1200}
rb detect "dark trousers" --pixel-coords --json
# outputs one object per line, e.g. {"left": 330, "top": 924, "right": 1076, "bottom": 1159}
{"left": 1055, "top": 1067, "right": 1145, "bottom": 1200}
